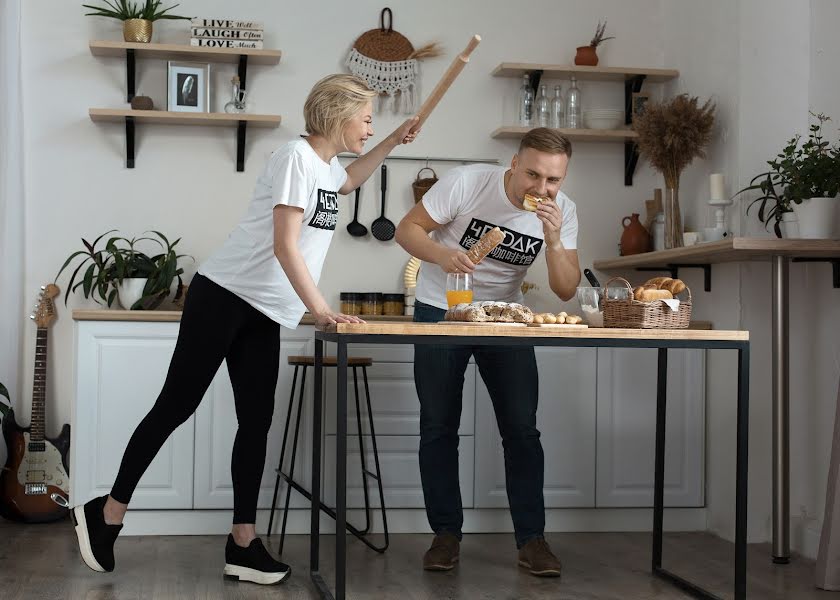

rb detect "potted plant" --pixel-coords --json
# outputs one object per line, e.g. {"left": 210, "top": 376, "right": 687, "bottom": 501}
{"left": 632, "top": 94, "right": 716, "bottom": 248}
{"left": 574, "top": 20, "right": 615, "bottom": 66}
{"left": 733, "top": 112, "right": 840, "bottom": 239}
{"left": 83, "top": 0, "right": 191, "bottom": 43}
{"left": 54, "top": 230, "right": 192, "bottom": 310}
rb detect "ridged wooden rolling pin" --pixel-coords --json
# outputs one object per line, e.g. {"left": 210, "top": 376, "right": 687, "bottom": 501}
{"left": 415, "top": 34, "right": 481, "bottom": 129}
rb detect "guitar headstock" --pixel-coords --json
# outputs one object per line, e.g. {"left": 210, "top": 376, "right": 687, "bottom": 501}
{"left": 31, "top": 284, "right": 60, "bottom": 328}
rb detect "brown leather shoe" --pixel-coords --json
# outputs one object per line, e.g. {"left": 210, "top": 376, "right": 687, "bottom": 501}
{"left": 518, "top": 537, "right": 562, "bottom": 577}
{"left": 423, "top": 533, "right": 460, "bottom": 571}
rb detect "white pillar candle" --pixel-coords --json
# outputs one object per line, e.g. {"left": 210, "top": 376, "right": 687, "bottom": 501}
{"left": 710, "top": 173, "right": 725, "bottom": 201}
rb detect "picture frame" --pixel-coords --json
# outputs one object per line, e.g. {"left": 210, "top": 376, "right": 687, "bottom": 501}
{"left": 631, "top": 92, "right": 650, "bottom": 123}
{"left": 167, "top": 61, "right": 210, "bottom": 113}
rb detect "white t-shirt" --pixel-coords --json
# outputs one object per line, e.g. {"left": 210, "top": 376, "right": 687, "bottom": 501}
{"left": 416, "top": 164, "right": 578, "bottom": 310}
{"left": 199, "top": 139, "right": 347, "bottom": 328}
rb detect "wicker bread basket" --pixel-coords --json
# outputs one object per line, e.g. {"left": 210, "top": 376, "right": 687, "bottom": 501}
{"left": 603, "top": 277, "right": 692, "bottom": 329}
{"left": 411, "top": 167, "right": 438, "bottom": 203}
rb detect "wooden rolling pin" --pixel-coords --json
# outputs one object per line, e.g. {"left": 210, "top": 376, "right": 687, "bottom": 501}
{"left": 414, "top": 34, "right": 481, "bottom": 129}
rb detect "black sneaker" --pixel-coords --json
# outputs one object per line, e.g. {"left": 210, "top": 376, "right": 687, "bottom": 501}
{"left": 223, "top": 534, "right": 291, "bottom": 585}
{"left": 71, "top": 495, "right": 123, "bottom": 573}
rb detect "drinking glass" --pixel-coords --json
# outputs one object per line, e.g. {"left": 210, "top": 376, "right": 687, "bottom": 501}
{"left": 446, "top": 272, "right": 473, "bottom": 307}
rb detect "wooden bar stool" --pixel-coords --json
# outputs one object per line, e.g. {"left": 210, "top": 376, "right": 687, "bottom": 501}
{"left": 267, "top": 355, "right": 389, "bottom": 554}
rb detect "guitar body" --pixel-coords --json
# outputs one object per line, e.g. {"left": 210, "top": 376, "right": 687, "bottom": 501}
{"left": 0, "top": 408, "right": 70, "bottom": 523}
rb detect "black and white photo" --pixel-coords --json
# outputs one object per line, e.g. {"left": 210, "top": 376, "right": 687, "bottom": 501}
{"left": 167, "top": 61, "right": 210, "bottom": 113}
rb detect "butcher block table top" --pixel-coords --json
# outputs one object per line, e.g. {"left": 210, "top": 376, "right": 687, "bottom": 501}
{"left": 323, "top": 321, "right": 748, "bottom": 341}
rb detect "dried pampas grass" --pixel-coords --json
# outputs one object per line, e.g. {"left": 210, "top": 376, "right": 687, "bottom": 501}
{"left": 633, "top": 94, "right": 716, "bottom": 188}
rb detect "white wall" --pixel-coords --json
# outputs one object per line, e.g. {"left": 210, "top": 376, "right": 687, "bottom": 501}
{"left": 14, "top": 0, "right": 840, "bottom": 554}
{"left": 20, "top": 0, "right": 663, "bottom": 433}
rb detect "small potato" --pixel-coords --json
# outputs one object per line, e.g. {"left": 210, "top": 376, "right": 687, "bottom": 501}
{"left": 566, "top": 315, "right": 583, "bottom": 325}
{"left": 555, "top": 313, "right": 566, "bottom": 324}
{"left": 533, "top": 314, "right": 544, "bottom": 324}
{"left": 543, "top": 313, "right": 557, "bottom": 324}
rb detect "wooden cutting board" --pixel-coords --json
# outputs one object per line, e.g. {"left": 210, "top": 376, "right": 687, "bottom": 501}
{"left": 437, "top": 321, "right": 526, "bottom": 327}
{"left": 526, "top": 323, "right": 589, "bottom": 329}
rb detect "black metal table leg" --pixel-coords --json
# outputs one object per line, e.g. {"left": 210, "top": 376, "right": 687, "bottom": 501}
{"left": 335, "top": 342, "right": 348, "bottom": 600}
{"left": 735, "top": 345, "right": 750, "bottom": 599}
{"left": 311, "top": 339, "right": 323, "bottom": 581}
{"left": 652, "top": 348, "right": 667, "bottom": 570}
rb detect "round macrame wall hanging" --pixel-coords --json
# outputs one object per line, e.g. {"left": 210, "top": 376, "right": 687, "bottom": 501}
{"left": 346, "top": 7, "right": 442, "bottom": 114}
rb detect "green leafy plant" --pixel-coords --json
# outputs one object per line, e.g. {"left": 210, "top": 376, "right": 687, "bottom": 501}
{"left": 54, "top": 230, "right": 193, "bottom": 309}
{"left": 734, "top": 112, "right": 840, "bottom": 237}
{"left": 82, "top": 0, "right": 191, "bottom": 21}
{"left": 589, "top": 20, "right": 615, "bottom": 48}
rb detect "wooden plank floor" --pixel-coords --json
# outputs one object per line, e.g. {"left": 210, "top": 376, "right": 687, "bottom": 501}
{"left": 0, "top": 517, "right": 826, "bottom": 599}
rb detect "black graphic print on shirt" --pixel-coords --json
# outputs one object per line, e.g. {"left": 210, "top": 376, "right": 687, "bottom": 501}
{"left": 458, "top": 218, "right": 544, "bottom": 266}
{"left": 308, "top": 189, "right": 338, "bottom": 230}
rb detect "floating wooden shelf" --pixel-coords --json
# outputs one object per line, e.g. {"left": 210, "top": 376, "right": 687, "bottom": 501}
{"left": 593, "top": 237, "right": 840, "bottom": 290}
{"left": 491, "top": 126, "right": 637, "bottom": 141}
{"left": 89, "top": 40, "right": 282, "bottom": 65}
{"left": 492, "top": 63, "right": 678, "bottom": 186}
{"left": 89, "top": 108, "right": 281, "bottom": 128}
{"left": 89, "top": 40, "right": 282, "bottom": 171}
{"left": 491, "top": 63, "right": 679, "bottom": 82}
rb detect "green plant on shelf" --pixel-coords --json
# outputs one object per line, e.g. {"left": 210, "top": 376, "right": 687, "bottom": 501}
{"left": 82, "top": 0, "right": 190, "bottom": 22}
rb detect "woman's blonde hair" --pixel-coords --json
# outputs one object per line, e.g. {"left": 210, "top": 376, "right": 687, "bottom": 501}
{"left": 303, "top": 74, "right": 377, "bottom": 144}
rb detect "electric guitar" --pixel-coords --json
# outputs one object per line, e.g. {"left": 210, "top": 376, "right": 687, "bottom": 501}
{"left": 0, "top": 284, "right": 71, "bottom": 523}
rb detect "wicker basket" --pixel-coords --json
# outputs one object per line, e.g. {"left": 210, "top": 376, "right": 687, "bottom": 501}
{"left": 411, "top": 167, "right": 438, "bottom": 203}
{"left": 603, "top": 277, "right": 692, "bottom": 329}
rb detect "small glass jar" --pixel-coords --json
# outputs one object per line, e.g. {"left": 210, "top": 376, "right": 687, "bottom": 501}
{"left": 361, "top": 293, "right": 380, "bottom": 316}
{"left": 340, "top": 292, "right": 361, "bottom": 315}
{"left": 382, "top": 293, "right": 405, "bottom": 316}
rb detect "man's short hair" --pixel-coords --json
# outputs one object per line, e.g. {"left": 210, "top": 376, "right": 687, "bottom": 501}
{"left": 518, "top": 127, "right": 573, "bottom": 159}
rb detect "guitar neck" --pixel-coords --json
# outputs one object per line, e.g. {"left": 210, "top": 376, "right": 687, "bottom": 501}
{"left": 31, "top": 327, "right": 48, "bottom": 442}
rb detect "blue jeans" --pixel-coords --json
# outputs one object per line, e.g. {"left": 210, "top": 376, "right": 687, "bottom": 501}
{"left": 413, "top": 301, "right": 545, "bottom": 548}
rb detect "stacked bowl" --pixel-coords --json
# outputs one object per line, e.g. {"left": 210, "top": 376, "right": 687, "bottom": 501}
{"left": 583, "top": 109, "right": 625, "bottom": 130}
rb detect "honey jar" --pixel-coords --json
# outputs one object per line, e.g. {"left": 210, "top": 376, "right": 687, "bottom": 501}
{"left": 340, "top": 292, "right": 361, "bottom": 315}
{"left": 382, "top": 293, "right": 405, "bottom": 316}
{"left": 360, "top": 293, "right": 380, "bottom": 315}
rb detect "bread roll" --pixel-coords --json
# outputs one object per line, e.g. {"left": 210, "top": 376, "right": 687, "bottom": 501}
{"left": 565, "top": 315, "right": 583, "bottom": 325}
{"left": 636, "top": 288, "right": 674, "bottom": 302}
{"left": 522, "top": 193, "right": 548, "bottom": 212}
{"left": 662, "top": 279, "right": 686, "bottom": 294}
{"left": 543, "top": 313, "right": 557, "bottom": 324}
{"left": 466, "top": 226, "right": 505, "bottom": 264}
{"left": 644, "top": 277, "right": 672, "bottom": 288}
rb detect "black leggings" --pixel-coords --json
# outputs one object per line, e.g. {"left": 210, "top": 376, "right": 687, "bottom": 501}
{"left": 110, "top": 274, "right": 280, "bottom": 524}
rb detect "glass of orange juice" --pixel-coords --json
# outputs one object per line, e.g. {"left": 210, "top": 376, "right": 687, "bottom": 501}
{"left": 446, "top": 272, "right": 473, "bottom": 307}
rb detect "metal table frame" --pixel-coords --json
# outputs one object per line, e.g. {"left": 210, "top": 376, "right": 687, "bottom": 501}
{"left": 310, "top": 329, "right": 750, "bottom": 600}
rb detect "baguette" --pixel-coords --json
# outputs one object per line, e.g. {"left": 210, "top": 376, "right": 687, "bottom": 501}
{"left": 466, "top": 226, "right": 505, "bottom": 264}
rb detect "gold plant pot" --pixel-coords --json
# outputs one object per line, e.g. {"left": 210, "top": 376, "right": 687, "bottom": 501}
{"left": 123, "top": 19, "right": 153, "bottom": 43}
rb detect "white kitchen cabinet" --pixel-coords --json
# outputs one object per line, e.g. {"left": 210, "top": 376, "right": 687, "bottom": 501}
{"left": 192, "top": 326, "right": 315, "bottom": 509}
{"left": 72, "top": 321, "right": 194, "bottom": 508}
{"left": 595, "top": 348, "right": 705, "bottom": 507}
{"left": 473, "top": 348, "right": 598, "bottom": 509}
{"left": 324, "top": 362, "right": 476, "bottom": 436}
{"left": 323, "top": 434, "right": 475, "bottom": 509}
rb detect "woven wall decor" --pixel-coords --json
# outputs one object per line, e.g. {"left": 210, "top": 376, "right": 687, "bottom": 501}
{"left": 346, "top": 7, "right": 442, "bottom": 114}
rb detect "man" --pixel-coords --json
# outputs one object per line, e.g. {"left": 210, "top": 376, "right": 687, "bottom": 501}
{"left": 395, "top": 128, "right": 580, "bottom": 577}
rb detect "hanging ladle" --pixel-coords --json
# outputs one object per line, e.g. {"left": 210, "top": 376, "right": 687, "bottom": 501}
{"left": 347, "top": 186, "right": 367, "bottom": 237}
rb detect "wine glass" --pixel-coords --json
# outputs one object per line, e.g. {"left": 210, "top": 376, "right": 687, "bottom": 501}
{"left": 446, "top": 272, "right": 473, "bottom": 307}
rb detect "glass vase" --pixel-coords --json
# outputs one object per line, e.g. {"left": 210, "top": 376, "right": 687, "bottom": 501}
{"left": 664, "top": 188, "right": 684, "bottom": 249}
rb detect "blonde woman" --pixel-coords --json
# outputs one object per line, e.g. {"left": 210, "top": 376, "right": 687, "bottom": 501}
{"left": 72, "top": 74, "right": 420, "bottom": 585}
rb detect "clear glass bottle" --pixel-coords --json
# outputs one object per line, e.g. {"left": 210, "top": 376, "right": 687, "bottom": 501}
{"left": 535, "top": 84, "right": 550, "bottom": 127}
{"left": 565, "top": 76, "right": 582, "bottom": 129}
{"left": 550, "top": 85, "right": 565, "bottom": 129}
{"left": 518, "top": 74, "right": 534, "bottom": 127}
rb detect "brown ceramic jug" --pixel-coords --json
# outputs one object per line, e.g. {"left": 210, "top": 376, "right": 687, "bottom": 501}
{"left": 620, "top": 213, "right": 651, "bottom": 256}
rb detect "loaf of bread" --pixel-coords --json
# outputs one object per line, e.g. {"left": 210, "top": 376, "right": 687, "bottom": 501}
{"left": 642, "top": 277, "right": 686, "bottom": 296}
{"left": 445, "top": 301, "right": 534, "bottom": 323}
{"left": 466, "top": 227, "right": 505, "bottom": 264}
{"left": 523, "top": 193, "right": 548, "bottom": 212}
{"left": 633, "top": 287, "right": 674, "bottom": 302}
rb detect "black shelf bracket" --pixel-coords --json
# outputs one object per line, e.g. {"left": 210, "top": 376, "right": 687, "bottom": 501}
{"left": 636, "top": 263, "right": 712, "bottom": 292}
{"left": 238, "top": 55, "right": 249, "bottom": 90}
{"left": 526, "top": 69, "right": 543, "bottom": 97}
{"left": 125, "top": 116, "right": 135, "bottom": 168}
{"left": 623, "top": 75, "right": 646, "bottom": 186}
{"left": 236, "top": 121, "right": 247, "bottom": 172}
{"left": 126, "top": 49, "right": 136, "bottom": 102}
{"left": 791, "top": 257, "right": 840, "bottom": 288}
